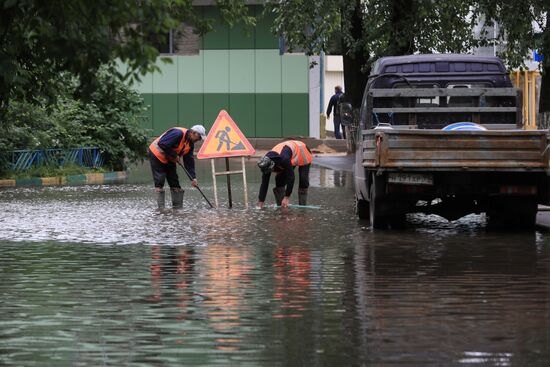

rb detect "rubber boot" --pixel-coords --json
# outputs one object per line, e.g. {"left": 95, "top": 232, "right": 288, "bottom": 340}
{"left": 156, "top": 190, "right": 165, "bottom": 209}
{"left": 298, "top": 188, "right": 308, "bottom": 206}
{"left": 171, "top": 189, "right": 184, "bottom": 209}
{"left": 273, "top": 187, "right": 285, "bottom": 206}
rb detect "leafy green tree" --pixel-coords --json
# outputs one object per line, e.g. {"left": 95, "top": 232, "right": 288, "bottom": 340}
{"left": 0, "top": 0, "right": 257, "bottom": 174}
{"left": 0, "top": 69, "right": 150, "bottom": 174}
{"left": 269, "top": 0, "right": 479, "bottom": 108}
{"left": 52, "top": 71, "right": 151, "bottom": 170}
{"left": 477, "top": 0, "right": 550, "bottom": 127}
{"left": 0, "top": 0, "right": 252, "bottom": 114}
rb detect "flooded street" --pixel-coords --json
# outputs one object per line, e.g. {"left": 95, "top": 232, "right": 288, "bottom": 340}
{"left": 1, "top": 161, "right": 550, "bottom": 366}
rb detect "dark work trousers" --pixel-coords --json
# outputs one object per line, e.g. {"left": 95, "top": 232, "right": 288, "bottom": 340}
{"left": 333, "top": 114, "right": 346, "bottom": 140}
{"left": 275, "top": 164, "right": 310, "bottom": 190}
{"left": 148, "top": 150, "right": 181, "bottom": 189}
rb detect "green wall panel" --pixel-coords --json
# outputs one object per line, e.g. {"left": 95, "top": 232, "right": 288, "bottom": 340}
{"left": 282, "top": 94, "right": 309, "bottom": 137}
{"left": 229, "top": 50, "right": 255, "bottom": 93}
{"left": 254, "top": 7, "right": 279, "bottom": 49}
{"left": 152, "top": 94, "right": 178, "bottom": 135}
{"left": 255, "top": 50, "right": 281, "bottom": 93}
{"left": 153, "top": 57, "right": 178, "bottom": 93}
{"left": 135, "top": 70, "right": 153, "bottom": 94}
{"left": 203, "top": 94, "right": 229, "bottom": 131}
{"left": 141, "top": 94, "right": 154, "bottom": 132}
{"left": 229, "top": 94, "right": 255, "bottom": 137}
{"left": 282, "top": 55, "right": 309, "bottom": 93}
{"left": 178, "top": 55, "right": 203, "bottom": 93}
{"left": 202, "top": 7, "right": 229, "bottom": 50}
{"left": 229, "top": 6, "right": 254, "bottom": 49}
{"left": 141, "top": 93, "right": 309, "bottom": 138}
{"left": 203, "top": 50, "right": 229, "bottom": 93}
{"left": 202, "top": 5, "right": 275, "bottom": 50}
{"left": 178, "top": 94, "right": 204, "bottom": 125}
{"left": 255, "top": 94, "right": 281, "bottom": 137}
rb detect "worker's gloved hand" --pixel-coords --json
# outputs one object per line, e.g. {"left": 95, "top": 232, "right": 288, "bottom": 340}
{"left": 256, "top": 201, "right": 264, "bottom": 209}
{"left": 281, "top": 197, "right": 290, "bottom": 208}
{"left": 191, "top": 179, "right": 198, "bottom": 187}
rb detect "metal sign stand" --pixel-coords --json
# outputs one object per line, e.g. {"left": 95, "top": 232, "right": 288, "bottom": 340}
{"left": 210, "top": 156, "right": 248, "bottom": 209}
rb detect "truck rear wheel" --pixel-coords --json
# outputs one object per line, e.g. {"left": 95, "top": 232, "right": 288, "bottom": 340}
{"left": 388, "top": 213, "right": 407, "bottom": 229}
{"left": 369, "top": 174, "right": 388, "bottom": 229}
{"left": 355, "top": 196, "right": 370, "bottom": 220}
{"left": 487, "top": 197, "right": 537, "bottom": 229}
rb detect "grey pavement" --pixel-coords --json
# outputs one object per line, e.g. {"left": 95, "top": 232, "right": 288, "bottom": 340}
{"left": 196, "top": 137, "right": 349, "bottom": 154}
{"left": 250, "top": 137, "right": 348, "bottom": 152}
{"left": 313, "top": 154, "right": 550, "bottom": 230}
{"left": 313, "top": 154, "right": 354, "bottom": 173}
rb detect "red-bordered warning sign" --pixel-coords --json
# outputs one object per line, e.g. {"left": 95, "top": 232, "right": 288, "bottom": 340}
{"left": 197, "top": 110, "right": 255, "bottom": 159}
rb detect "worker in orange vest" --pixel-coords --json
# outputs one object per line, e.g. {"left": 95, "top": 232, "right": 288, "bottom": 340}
{"left": 257, "top": 140, "right": 313, "bottom": 208}
{"left": 148, "top": 125, "right": 207, "bottom": 209}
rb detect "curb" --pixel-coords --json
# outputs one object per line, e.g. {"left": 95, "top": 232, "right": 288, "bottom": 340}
{"left": 0, "top": 171, "right": 127, "bottom": 188}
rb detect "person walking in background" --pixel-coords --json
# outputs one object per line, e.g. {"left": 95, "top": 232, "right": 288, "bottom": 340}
{"left": 256, "top": 140, "right": 313, "bottom": 208}
{"left": 148, "top": 125, "right": 207, "bottom": 209}
{"left": 326, "top": 85, "right": 345, "bottom": 139}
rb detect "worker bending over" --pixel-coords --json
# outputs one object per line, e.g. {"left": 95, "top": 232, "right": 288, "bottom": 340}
{"left": 257, "top": 140, "right": 313, "bottom": 208}
{"left": 148, "top": 125, "right": 207, "bottom": 209}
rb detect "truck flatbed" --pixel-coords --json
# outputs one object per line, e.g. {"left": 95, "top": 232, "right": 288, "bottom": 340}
{"left": 361, "top": 129, "right": 549, "bottom": 171}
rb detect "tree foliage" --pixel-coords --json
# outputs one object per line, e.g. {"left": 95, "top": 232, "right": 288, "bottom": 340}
{"left": 0, "top": 0, "right": 253, "bottom": 112}
{"left": 477, "top": 1, "right": 550, "bottom": 115}
{"left": 477, "top": 0, "right": 547, "bottom": 69}
{"left": 268, "top": 0, "right": 480, "bottom": 107}
{"left": 0, "top": 69, "right": 150, "bottom": 175}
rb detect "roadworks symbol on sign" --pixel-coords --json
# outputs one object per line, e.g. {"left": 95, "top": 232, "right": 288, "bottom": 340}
{"left": 197, "top": 110, "right": 255, "bottom": 159}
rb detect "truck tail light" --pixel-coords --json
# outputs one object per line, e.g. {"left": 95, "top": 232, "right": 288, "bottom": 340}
{"left": 499, "top": 185, "right": 537, "bottom": 195}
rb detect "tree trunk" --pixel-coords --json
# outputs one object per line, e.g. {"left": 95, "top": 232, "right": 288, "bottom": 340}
{"left": 341, "top": 0, "right": 369, "bottom": 110}
{"left": 387, "top": 0, "right": 416, "bottom": 56}
{"left": 339, "top": 0, "right": 369, "bottom": 153}
{"left": 342, "top": 52, "right": 369, "bottom": 109}
{"left": 340, "top": 0, "right": 418, "bottom": 111}
{"left": 539, "top": 16, "right": 550, "bottom": 129}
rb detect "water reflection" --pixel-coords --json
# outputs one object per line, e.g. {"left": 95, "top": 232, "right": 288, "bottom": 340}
{"left": 149, "top": 245, "right": 197, "bottom": 305}
{"left": 1, "top": 162, "right": 550, "bottom": 365}
{"left": 202, "top": 243, "right": 251, "bottom": 350}
{"left": 148, "top": 241, "right": 253, "bottom": 352}
{"left": 344, "top": 229, "right": 550, "bottom": 366}
{"left": 273, "top": 245, "right": 311, "bottom": 318}
{"left": 271, "top": 214, "right": 314, "bottom": 320}
{"left": 313, "top": 167, "right": 352, "bottom": 188}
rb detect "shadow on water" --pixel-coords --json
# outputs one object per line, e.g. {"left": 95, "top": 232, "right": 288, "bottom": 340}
{"left": 346, "top": 216, "right": 550, "bottom": 366}
{"left": 1, "top": 161, "right": 550, "bottom": 366}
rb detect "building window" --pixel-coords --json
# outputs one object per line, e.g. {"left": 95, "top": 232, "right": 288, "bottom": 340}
{"left": 148, "top": 29, "right": 174, "bottom": 54}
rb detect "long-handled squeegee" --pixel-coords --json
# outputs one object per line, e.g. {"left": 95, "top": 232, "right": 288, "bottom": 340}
{"left": 176, "top": 161, "right": 214, "bottom": 208}
{"left": 270, "top": 204, "right": 321, "bottom": 209}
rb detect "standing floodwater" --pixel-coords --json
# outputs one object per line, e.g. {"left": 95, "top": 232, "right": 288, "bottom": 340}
{"left": 1, "top": 162, "right": 550, "bottom": 366}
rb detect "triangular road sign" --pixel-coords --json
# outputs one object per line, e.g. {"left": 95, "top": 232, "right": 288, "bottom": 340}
{"left": 198, "top": 110, "right": 255, "bottom": 159}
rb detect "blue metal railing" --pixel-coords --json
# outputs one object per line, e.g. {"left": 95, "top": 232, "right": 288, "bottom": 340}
{"left": 11, "top": 148, "right": 104, "bottom": 171}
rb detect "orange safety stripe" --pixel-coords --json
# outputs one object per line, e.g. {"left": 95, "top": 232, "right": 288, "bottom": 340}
{"left": 149, "top": 127, "right": 190, "bottom": 164}
{"left": 272, "top": 140, "right": 312, "bottom": 167}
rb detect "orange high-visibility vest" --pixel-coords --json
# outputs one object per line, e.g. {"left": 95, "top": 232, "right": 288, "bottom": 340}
{"left": 149, "top": 127, "right": 191, "bottom": 164}
{"left": 272, "top": 140, "right": 313, "bottom": 167}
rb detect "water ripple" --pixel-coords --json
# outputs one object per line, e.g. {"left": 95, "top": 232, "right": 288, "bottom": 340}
{"left": 1, "top": 165, "right": 550, "bottom": 366}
